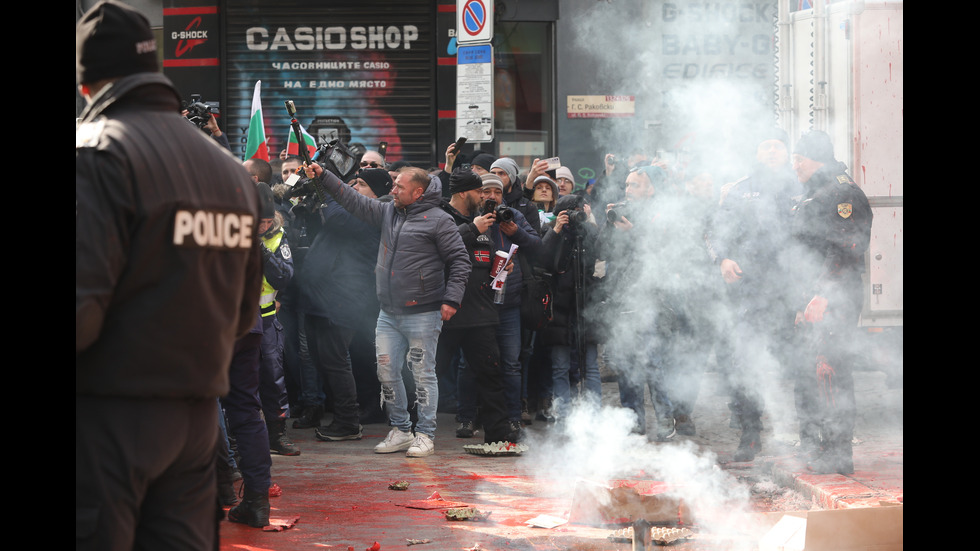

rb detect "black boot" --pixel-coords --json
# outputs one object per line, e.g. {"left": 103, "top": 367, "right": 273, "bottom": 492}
{"left": 521, "top": 398, "right": 533, "bottom": 426}
{"left": 798, "top": 429, "right": 822, "bottom": 464}
{"left": 674, "top": 414, "right": 696, "bottom": 436}
{"left": 808, "top": 439, "right": 854, "bottom": 475}
{"left": 291, "top": 404, "right": 323, "bottom": 429}
{"left": 734, "top": 429, "right": 761, "bottom": 462}
{"left": 728, "top": 401, "right": 741, "bottom": 429}
{"left": 228, "top": 486, "right": 270, "bottom": 528}
{"left": 268, "top": 417, "right": 301, "bottom": 456}
{"left": 215, "top": 457, "right": 238, "bottom": 507}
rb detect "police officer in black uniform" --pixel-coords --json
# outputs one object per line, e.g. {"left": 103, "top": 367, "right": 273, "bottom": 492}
{"left": 789, "top": 130, "right": 873, "bottom": 475}
{"left": 705, "top": 128, "right": 802, "bottom": 462}
{"left": 76, "top": 1, "right": 262, "bottom": 548}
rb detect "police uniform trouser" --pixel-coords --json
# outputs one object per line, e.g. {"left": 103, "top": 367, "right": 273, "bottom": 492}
{"left": 221, "top": 333, "right": 272, "bottom": 493}
{"left": 795, "top": 288, "right": 861, "bottom": 451}
{"left": 76, "top": 396, "right": 218, "bottom": 551}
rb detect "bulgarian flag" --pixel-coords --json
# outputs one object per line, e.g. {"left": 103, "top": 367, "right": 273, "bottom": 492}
{"left": 286, "top": 123, "right": 317, "bottom": 159}
{"left": 244, "top": 80, "right": 269, "bottom": 161}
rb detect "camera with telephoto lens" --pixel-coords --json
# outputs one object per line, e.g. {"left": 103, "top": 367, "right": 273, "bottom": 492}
{"left": 567, "top": 208, "right": 589, "bottom": 224}
{"left": 561, "top": 207, "right": 590, "bottom": 236}
{"left": 481, "top": 199, "right": 515, "bottom": 223}
{"left": 184, "top": 94, "right": 220, "bottom": 129}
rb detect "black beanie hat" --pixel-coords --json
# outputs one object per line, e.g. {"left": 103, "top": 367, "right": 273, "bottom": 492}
{"left": 758, "top": 127, "right": 790, "bottom": 149}
{"left": 448, "top": 168, "right": 483, "bottom": 195}
{"left": 76, "top": 0, "right": 159, "bottom": 85}
{"left": 354, "top": 168, "right": 393, "bottom": 198}
{"left": 470, "top": 153, "right": 497, "bottom": 172}
{"left": 794, "top": 130, "right": 836, "bottom": 164}
{"left": 257, "top": 183, "right": 276, "bottom": 219}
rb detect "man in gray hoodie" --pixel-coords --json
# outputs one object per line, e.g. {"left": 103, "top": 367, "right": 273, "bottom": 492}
{"left": 304, "top": 164, "right": 470, "bottom": 457}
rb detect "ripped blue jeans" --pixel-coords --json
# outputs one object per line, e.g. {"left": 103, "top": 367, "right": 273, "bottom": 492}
{"left": 375, "top": 309, "right": 443, "bottom": 438}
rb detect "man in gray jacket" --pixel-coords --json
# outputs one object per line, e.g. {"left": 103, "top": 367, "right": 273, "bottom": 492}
{"left": 304, "top": 164, "right": 470, "bottom": 457}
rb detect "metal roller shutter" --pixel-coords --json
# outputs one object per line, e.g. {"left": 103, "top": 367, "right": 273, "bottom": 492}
{"left": 224, "top": 0, "right": 435, "bottom": 165}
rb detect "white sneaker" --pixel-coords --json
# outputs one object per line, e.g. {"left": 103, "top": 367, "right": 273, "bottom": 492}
{"left": 374, "top": 428, "right": 414, "bottom": 454}
{"left": 406, "top": 433, "right": 434, "bottom": 457}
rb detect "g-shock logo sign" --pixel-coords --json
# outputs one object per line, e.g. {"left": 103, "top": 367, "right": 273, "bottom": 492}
{"left": 175, "top": 17, "right": 208, "bottom": 57}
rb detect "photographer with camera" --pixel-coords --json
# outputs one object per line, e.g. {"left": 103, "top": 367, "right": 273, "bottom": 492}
{"left": 588, "top": 150, "right": 653, "bottom": 206}
{"left": 435, "top": 168, "right": 517, "bottom": 444}
{"left": 478, "top": 173, "right": 543, "bottom": 439}
{"left": 597, "top": 165, "right": 708, "bottom": 441}
{"left": 182, "top": 95, "right": 229, "bottom": 151}
{"left": 489, "top": 157, "right": 543, "bottom": 237}
{"left": 538, "top": 193, "right": 603, "bottom": 424}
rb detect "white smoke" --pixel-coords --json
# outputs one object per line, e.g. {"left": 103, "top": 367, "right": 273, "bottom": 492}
{"left": 510, "top": 0, "right": 845, "bottom": 542}
{"left": 519, "top": 400, "right": 762, "bottom": 545}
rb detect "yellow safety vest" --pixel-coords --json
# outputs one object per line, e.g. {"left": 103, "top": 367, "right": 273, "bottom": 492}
{"left": 259, "top": 229, "right": 285, "bottom": 317}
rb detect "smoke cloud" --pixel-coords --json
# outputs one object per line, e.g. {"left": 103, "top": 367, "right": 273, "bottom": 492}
{"left": 501, "top": 0, "right": 899, "bottom": 542}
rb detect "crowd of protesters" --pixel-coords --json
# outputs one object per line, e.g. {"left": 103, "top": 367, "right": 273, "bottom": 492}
{"left": 261, "top": 124, "right": 870, "bottom": 479}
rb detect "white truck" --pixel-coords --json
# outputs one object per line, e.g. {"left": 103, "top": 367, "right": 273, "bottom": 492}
{"left": 775, "top": 0, "right": 903, "bottom": 385}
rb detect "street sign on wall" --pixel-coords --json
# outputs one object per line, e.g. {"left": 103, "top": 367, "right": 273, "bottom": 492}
{"left": 456, "top": 0, "right": 493, "bottom": 45}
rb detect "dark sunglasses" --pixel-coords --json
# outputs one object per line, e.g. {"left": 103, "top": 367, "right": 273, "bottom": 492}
{"left": 360, "top": 161, "right": 384, "bottom": 168}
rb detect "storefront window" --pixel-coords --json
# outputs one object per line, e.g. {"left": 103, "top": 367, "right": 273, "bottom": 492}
{"left": 490, "top": 21, "right": 553, "bottom": 170}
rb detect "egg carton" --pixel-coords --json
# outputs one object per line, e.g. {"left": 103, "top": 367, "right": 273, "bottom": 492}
{"left": 462, "top": 441, "right": 528, "bottom": 456}
{"left": 607, "top": 525, "right": 694, "bottom": 545}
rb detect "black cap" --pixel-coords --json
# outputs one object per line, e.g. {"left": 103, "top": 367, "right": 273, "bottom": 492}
{"left": 758, "top": 127, "right": 790, "bottom": 149}
{"left": 76, "top": 0, "right": 159, "bottom": 85}
{"left": 470, "top": 153, "right": 497, "bottom": 172}
{"left": 448, "top": 168, "right": 483, "bottom": 195}
{"left": 257, "top": 183, "right": 276, "bottom": 219}
{"left": 794, "top": 130, "right": 836, "bottom": 164}
{"left": 354, "top": 168, "right": 393, "bottom": 198}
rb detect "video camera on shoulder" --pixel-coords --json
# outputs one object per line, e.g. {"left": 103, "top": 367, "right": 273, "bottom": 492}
{"left": 183, "top": 94, "right": 220, "bottom": 129}
{"left": 313, "top": 139, "right": 359, "bottom": 182}
{"left": 481, "top": 199, "right": 515, "bottom": 223}
{"left": 281, "top": 139, "right": 360, "bottom": 204}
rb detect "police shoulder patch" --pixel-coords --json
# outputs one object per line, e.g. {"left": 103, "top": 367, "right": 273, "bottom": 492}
{"left": 279, "top": 242, "right": 291, "bottom": 260}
